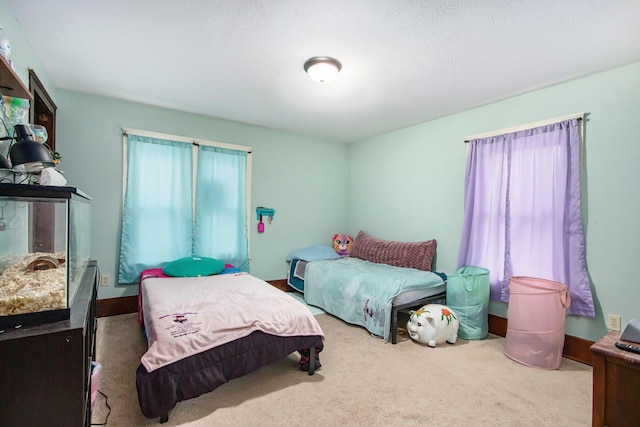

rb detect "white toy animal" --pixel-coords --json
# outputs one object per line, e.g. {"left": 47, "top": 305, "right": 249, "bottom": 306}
{"left": 406, "top": 304, "right": 459, "bottom": 347}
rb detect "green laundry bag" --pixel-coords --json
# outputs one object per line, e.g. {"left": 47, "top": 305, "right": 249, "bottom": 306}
{"left": 446, "top": 266, "right": 490, "bottom": 340}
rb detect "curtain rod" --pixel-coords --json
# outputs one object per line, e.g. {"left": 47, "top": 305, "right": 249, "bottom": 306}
{"left": 122, "top": 127, "right": 252, "bottom": 153}
{"left": 463, "top": 112, "right": 585, "bottom": 143}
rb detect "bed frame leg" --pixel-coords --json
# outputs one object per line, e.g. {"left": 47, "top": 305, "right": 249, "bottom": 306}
{"left": 308, "top": 347, "right": 315, "bottom": 375}
{"left": 391, "top": 306, "right": 398, "bottom": 344}
{"left": 159, "top": 414, "right": 169, "bottom": 423}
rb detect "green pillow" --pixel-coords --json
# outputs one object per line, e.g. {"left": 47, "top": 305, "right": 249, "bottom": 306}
{"left": 162, "top": 256, "right": 225, "bottom": 277}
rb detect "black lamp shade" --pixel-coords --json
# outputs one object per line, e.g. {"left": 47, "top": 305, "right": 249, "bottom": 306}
{"left": 9, "top": 124, "right": 54, "bottom": 171}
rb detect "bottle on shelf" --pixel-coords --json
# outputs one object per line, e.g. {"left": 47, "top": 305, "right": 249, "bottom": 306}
{"left": 0, "top": 25, "right": 11, "bottom": 61}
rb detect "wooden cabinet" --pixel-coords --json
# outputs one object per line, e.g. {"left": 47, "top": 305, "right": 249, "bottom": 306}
{"left": 0, "top": 261, "right": 98, "bottom": 426}
{"left": 0, "top": 54, "right": 32, "bottom": 100}
{"left": 590, "top": 330, "right": 640, "bottom": 427}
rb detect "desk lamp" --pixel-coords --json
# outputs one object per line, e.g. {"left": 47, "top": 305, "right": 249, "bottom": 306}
{"left": 9, "top": 124, "right": 54, "bottom": 172}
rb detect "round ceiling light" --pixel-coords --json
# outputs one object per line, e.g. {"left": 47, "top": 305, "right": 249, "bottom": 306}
{"left": 304, "top": 56, "right": 342, "bottom": 83}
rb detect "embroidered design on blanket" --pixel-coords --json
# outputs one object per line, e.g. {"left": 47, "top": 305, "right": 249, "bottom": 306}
{"left": 363, "top": 299, "right": 384, "bottom": 328}
{"left": 159, "top": 311, "right": 202, "bottom": 339}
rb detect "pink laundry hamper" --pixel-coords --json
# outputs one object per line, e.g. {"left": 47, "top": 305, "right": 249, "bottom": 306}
{"left": 504, "top": 276, "right": 571, "bottom": 370}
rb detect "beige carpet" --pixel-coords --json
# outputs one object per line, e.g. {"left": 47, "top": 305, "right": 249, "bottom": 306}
{"left": 91, "top": 312, "right": 592, "bottom": 426}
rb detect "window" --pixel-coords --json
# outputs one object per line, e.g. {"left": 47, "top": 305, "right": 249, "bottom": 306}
{"left": 457, "top": 117, "right": 594, "bottom": 317}
{"left": 117, "top": 129, "right": 251, "bottom": 284}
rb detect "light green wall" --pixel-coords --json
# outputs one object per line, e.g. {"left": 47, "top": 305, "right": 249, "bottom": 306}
{"left": 348, "top": 61, "right": 640, "bottom": 341}
{"left": 54, "top": 91, "right": 348, "bottom": 298}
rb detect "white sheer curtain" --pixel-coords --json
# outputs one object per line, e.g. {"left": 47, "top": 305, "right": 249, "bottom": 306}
{"left": 457, "top": 119, "right": 594, "bottom": 317}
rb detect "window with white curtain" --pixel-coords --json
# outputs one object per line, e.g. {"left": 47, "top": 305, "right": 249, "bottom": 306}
{"left": 117, "top": 129, "right": 252, "bottom": 285}
{"left": 457, "top": 117, "right": 595, "bottom": 317}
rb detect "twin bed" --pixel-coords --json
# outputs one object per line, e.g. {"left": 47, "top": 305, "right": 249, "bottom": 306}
{"left": 287, "top": 231, "right": 447, "bottom": 343}
{"left": 136, "top": 268, "right": 324, "bottom": 423}
{"left": 302, "top": 257, "right": 446, "bottom": 343}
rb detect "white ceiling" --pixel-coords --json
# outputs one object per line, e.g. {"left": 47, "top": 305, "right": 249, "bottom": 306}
{"left": 7, "top": 0, "right": 640, "bottom": 143}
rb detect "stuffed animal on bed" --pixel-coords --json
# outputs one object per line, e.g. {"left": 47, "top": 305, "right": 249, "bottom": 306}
{"left": 333, "top": 234, "right": 353, "bottom": 256}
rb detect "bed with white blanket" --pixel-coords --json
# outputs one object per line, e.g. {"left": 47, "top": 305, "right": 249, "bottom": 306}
{"left": 136, "top": 271, "right": 324, "bottom": 423}
{"left": 287, "top": 231, "right": 447, "bottom": 343}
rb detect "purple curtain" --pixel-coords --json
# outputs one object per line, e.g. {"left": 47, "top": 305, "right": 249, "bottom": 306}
{"left": 457, "top": 119, "right": 594, "bottom": 317}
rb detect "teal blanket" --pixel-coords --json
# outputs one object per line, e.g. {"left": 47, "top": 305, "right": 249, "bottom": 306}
{"left": 304, "top": 258, "right": 445, "bottom": 342}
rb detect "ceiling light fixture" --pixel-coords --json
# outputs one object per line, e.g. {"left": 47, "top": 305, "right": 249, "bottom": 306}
{"left": 304, "top": 56, "right": 342, "bottom": 83}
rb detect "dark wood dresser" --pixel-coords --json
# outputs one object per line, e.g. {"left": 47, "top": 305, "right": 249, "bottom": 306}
{"left": 0, "top": 261, "right": 98, "bottom": 426}
{"left": 590, "top": 330, "right": 640, "bottom": 427}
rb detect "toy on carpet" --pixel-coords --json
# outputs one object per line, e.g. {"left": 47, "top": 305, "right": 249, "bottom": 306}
{"left": 406, "top": 304, "right": 459, "bottom": 347}
{"left": 333, "top": 233, "right": 353, "bottom": 256}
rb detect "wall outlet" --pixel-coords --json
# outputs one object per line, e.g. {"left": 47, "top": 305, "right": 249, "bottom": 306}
{"left": 607, "top": 314, "right": 621, "bottom": 332}
{"left": 101, "top": 274, "right": 111, "bottom": 287}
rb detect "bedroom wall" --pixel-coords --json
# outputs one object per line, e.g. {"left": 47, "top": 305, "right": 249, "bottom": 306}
{"left": 347, "top": 60, "right": 640, "bottom": 342}
{"left": 54, "top": 90, "right": 348, "bottom": 299}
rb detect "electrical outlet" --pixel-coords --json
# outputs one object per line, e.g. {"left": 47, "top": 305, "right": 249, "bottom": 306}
{"left": 607, "top": 314, "right": 621, "bottom": 332}
{"left": 101, "top": 274, "right": 110, "bottom": 287}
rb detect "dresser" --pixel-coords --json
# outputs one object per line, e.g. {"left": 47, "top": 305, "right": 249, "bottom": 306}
{"left": 590, "top": 330, "right": 640, "bottom": 427}
{"left": 0, "top": 261, "right": 98, "bottom": 426}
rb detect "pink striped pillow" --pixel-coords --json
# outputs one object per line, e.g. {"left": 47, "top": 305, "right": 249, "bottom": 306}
{"left": 350, "top": 231, "right": 437, "bottom": 272}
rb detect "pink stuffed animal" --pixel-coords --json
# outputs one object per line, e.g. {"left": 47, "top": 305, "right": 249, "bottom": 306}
{"left": 333, "top": 234, "right": 353, "bottom": 256}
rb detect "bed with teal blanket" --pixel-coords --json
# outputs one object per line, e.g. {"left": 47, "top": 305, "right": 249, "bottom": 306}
{"left": 286, "top": 232, "right": 447, "bottom": 343}
{"left": 303, "top": 257, "right": 446, "bottom": 342}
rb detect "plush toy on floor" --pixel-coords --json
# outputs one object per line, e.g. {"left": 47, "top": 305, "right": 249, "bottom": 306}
{"left": 407, "top": 304, "right": 459, "bottom": 347}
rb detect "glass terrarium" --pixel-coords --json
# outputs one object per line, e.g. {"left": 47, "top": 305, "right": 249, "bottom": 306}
{"left": 0, "top": 184, "right": 91, "bottom": 328}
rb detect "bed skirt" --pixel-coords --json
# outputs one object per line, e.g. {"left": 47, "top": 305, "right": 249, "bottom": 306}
{"left": 137, "top": 330, "right": 324, "bottom": 421}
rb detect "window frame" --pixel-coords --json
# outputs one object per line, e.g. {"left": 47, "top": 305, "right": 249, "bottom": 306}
{"left": 121, "top": 127, "right": 253, "bottom": 260}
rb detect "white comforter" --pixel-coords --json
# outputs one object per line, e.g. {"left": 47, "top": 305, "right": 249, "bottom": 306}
{"left": 141, "top": 272, "right": 324, "bottom": 372}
